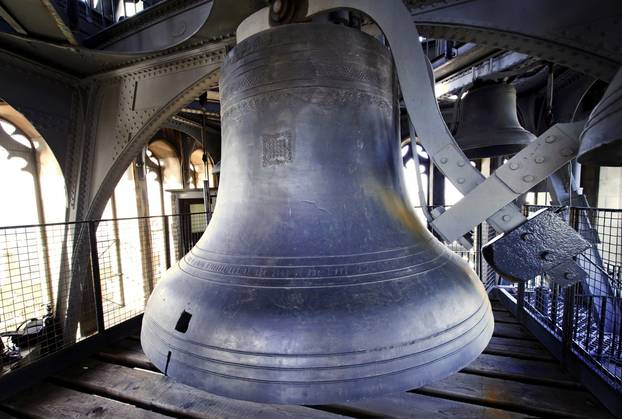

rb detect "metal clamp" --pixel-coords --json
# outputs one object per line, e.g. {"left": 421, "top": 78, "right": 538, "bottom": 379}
{"left": 482, "top": 209, "right": 590, "bottom": 285}
{"left": 431, "top": 121, "right": 584, "bottom": 243}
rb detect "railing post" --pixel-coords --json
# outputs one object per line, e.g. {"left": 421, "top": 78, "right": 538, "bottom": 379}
{"left": 517, "top": 281, "right": 525, "bottom": 322}
{"left": 87, "top": 221, "right": 106, "bottom": 333}
{"left": 476, "top": 223, "right": 483, "bottom": 279}
{"left": 163, "top": 215, "right": 172, "bottom": 269}
{"left": 562, "top": 285, "right": 576, "bottom": 358}
{"left": 551, "top": 284, "right": 559, "bottom": 329}
{"left": 585, "top": 295, "right": 593, "bottom": 348}
{"left": 597, "top": 296, "right": 608, "bottom": 357}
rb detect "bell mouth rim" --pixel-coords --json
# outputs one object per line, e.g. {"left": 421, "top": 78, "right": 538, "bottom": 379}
{"left": 144, "top": 295, "right": 489, "bottom": 361}
{"left": 141, "top": 299, "right": 493, "bottom": 404}
{"left": 578, "top": 139, "right": 622, "bottom": 166}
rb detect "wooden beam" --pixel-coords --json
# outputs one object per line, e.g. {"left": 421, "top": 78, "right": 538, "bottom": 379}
{"left": 463, "top": 353, "right": 581, "bottom": 389}
{"left": 416, "top": 372, "right": 611, "bottom": 418}
{"left": 53, "top": 360, "right": 345, "bottom": 419}
{"left": 336, "top": 392, "right": 525, "bottom": 418}
{"left": 3, "top": 383, "right": 168, "bottom": 418}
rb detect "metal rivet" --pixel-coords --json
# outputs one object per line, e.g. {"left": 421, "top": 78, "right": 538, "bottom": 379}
{"left": 457, "top": 178, "right": 465, "bottom": 184}
{"left": 457, "top": 161, "right": 466, "bottom": 167}
{"left": 509, "top": 162, "right": 520, "bottom": 170}
{"left": 534, "top": 156, "right": 545, "bottom": 164}
{"left": 523, "top": 175, "right": 535, "bottom": 182}
{"left": 502, "top": 215, "right": 511, "bottom": 222}
{"left": 561, "top": 148, "right": 575, "bottom": 157}
{"left": 540, "top": 251, "right": 553, "bottom": 261}
{"left": 440, "top": 157, "right": 448, "bottom": 164}
{"left": 564, "top": 272, "right": 576, "bottom": 280}
{"left": 521, "top": 232, "right": 533, "bottom": 241}
{"left": 273, "top": 0, "right": 283, "bottom": 13}
{"left": 545, "top": 135, "right": 557, "bottom": 144}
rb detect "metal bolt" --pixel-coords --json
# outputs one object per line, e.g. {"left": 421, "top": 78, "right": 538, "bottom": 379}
{"left": 509, "top": 162, "right": 520, "bottom": 170}
{"left": 523, "top": 175, "right": 535, "bottom": 182}
{"left": 502, "top": 214, "right": 511, "bottom": 222}
{"left": 457, "top": 177, "right": 465, "bottom": 184}
{"left": 440, "top": 157, "right": 448, "bottom": 164}
{"left": 561, "top": 148, "right": 575, "bottom": 157}
{"left": 534, "top": 156, "right": 545, "bottom": 164}
{"left": 545, "top": 135, "right": 557, "bottom": 144}
{"left": 540, "top": 251, "right": 553, "bottom": 261}
{"left": 521, "top": 232, "right": 533, "bottom": 241}
{"left": 457, "top": 161, "right": 465, "bottom": 167}
{"left": 272, "top": 0, "right": 283, "bottom": 13}
{"left": 564, "top": 272, "right": 576, "bottom": 280}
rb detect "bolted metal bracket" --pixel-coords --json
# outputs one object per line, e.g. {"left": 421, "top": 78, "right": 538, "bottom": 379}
{"left": 482, "top": 209, "right": 590, "bottom": 285}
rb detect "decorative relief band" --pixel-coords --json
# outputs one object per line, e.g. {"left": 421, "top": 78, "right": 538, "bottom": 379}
{"left": 180, "top": 249, "right": 445, "bottom": 286}
{"left": 222, "top": 88, "right": 393, "bottom": 122}
{"left": 221, "top": 61, "right": 391, "bottom": 100}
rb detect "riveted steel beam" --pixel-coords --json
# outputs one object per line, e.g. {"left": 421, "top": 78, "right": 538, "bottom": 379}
{"left": 52, "top": 39, "right": 230, "bottom": 343}
{"left": 165, "top": 115, "right": 222, "bottom": 162}
{"left": 435, "top": 51, "right": 532, "bottom": 97}
{"left": 0, "top": 48, "right": 81, "bottom": 204}
{"left": 0, "top": 2, "right": 26, "bottom": 34}
{"left": 411, "top": 0, "right": 622, "bottom": 81}
{"left": 78, "top": 40, "right": 230, "bottom": 222}
{"left": 0, "top": 0, "right": 263, "bottom": 76}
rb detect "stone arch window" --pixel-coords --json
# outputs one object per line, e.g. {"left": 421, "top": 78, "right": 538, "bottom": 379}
{"left": 0, "top": 101, "right": 66, "bottom": 333}
{"left": 147, "top": 139, "right": 183, "bottom": 216}
{"left": 189, "top": 148, "right": 215, "bottom": 190}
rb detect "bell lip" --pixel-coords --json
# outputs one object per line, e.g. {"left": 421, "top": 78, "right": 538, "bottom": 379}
{"left": 140, "top": 293, "right": 493, "bottom": 404}
{"left": 578, "top": 140, "right": 622, "bottom": 166}
{"left": 456, "top": 128, "right": 535, "bottom": 159}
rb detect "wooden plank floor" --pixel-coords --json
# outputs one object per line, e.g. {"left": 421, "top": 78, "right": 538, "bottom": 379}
{"left": 0, "top": 298, "right": 614, "bottom": 418}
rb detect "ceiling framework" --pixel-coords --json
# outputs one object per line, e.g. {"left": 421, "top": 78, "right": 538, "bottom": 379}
{"left": 411, "top": 0, "right": 622, "bottom": 82}
{"left": 0, "top": 0, "right": 618, "bottom": 220}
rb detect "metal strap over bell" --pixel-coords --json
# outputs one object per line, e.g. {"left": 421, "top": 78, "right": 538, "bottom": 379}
{"left": 578, "top": 68, "right": 622, "bottom": 166}
{"left": 455, "top": 82, "right": 536, "bottom": 159}
{"left": 141, "top": 23, "right": 493, "bottom": 405}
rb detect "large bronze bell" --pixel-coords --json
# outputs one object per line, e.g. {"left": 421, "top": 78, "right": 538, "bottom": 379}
{"left": 578, "top": 68, "right": 622, "bottom": 166}
{"left": 455, "top": 82, "right": 536, "bottom": 158}
{"left": 141, "top": 23, "right": 493, "bottom": 404}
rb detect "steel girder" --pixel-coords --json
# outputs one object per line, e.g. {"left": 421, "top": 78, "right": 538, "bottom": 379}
{"left": 164, "top": 116, "right": 222, "bottom": 163}
{"left": 78, "top": 40, "right": 230, "bottom": 222}
{"left": 0, "top": 49, "right": 82, "bottom": 210}
{"left": 0, "top": 37, "right": 230, "bottom": 343}
{"left": 0, "top": 0, "right": 264, "bottom": 76}
{"left": 0, "top": 0, "right": 77, "bottom": 44}
{"left": 411, "top": 0, "right": 622, "bottom": 82}
{"left": 63, "top": 40, "right": 228, "bottom": 341}
{"left": 0, "top": 0, "right": 619, "bottom": 83}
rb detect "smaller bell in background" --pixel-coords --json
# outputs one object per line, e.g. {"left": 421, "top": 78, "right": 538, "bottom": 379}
{"left": 578, "top": 68, "right": 622, "bottom": 166}
{"left": 455, "top": 81, "right": 536, "bottom": 159}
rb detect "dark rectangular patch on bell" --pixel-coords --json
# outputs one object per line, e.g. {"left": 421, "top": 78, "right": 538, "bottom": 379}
{"left": 262, "top": 131, "right": 294, "bottom": 167}
{"left": 175, "top": 310, "right": 192, "bottom": 333}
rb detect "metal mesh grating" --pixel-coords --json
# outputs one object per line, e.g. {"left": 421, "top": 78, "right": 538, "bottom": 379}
{"left": 0, "top": 212, "right": 207, "bottom": 377}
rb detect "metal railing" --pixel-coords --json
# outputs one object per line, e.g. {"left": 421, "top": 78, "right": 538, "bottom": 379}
{"left": 422, "top": 205, "right": 499, "bottom": 291}
{"left": 3, "top": 202, "right": 620, "bottom": 398}
{"left": 509, "top": 205, "right": 622, "bottom": 393}
{"left": 0, "top": 211, "right": 207, "bottom": 378}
